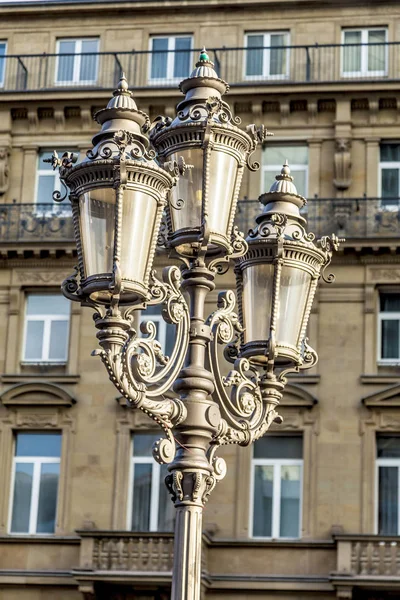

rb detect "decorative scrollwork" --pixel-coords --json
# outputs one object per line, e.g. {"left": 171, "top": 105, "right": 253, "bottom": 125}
{"left": 208, "top": 227, "right": 248, "bottom": 274}
{"left": 248, "top": 213, "right": 288, "bottom": 239}
{"left": 245, "top": 123, "right": 274, "bottom": 171}
{"left": 317, "top": 233, "right": 344, "bottom": 283}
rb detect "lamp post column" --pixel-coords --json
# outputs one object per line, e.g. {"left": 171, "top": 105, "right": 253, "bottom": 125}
{"left": 167, "top": 263, "right": 221, "bottom": 600}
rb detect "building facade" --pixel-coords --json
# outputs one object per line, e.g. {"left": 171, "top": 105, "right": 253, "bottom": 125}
{"left": 0, "top": 0, "right": 399, "bottom": 598}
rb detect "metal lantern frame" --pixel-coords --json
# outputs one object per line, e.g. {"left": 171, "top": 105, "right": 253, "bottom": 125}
{"left": 48, "top": 52, "right": 341, "bottom": 600}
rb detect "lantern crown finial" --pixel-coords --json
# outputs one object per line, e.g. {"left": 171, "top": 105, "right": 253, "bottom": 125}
{"left": 267, "top": 161, "right": 298, "bottom": 196}
{"left": 179, "top": 45, "right": 229, "bottom": 98}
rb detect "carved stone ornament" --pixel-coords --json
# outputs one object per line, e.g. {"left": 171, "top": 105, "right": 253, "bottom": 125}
{"left": 333, "top": 138, "right": 352, "bottom": 191}
{"left": 0, "top": 147, "right": 10, "bottom": 195}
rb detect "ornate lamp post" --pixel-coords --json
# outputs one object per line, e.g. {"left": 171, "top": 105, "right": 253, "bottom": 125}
{"left": 48, "top": 50, "right": 340, "bottom": 600}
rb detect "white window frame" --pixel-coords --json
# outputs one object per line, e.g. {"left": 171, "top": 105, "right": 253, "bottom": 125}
{"left": 127, "top": 443, "right": 163, "bottom": 532}
{"left": 262, "top": 150, "right": 309, "bottom": 198}
{"left": 9, "top": 454, "right": 60, "bottom": 535}
{"left": 22, "top": 295, "right": 70, "bottom": 364}
{"left": 55, "top": 38, "right": 99, "bottom": 85}
{"left": 0, "top": 41, "right": 7, "bottom": 88}
{"left": 249, "top": 457, "right": 303, "bottom": 539}
{"left": 375, "top": 456, "right": 400, "bottom": 534}
{"left": 148, "top": 35, "right": 193, "bottom": 85}
{"left": 378, "top": 151, "right": 400, "bottom": 211}
{"left": 244, "top": 31, "right": 290, "bottom": 81}
{"left": 341, "top": 27, "right": 388, "bottom": 78}
{"left": 377, "top": 292, "right": 400, "bottom": 365}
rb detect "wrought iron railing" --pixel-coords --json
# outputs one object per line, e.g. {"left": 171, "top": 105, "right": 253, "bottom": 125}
{"left": 235, "top": 197, "right": 400, "bottom": 239}
{"left": 1, "top": 198, "right": 400, "bottom": 245}
{"left": 0, "top": 42, "right": 398, "bottom": 92}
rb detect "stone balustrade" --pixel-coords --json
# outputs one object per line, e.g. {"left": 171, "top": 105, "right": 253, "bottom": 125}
{"left": 336, "top": 535, "right": 400, "bottom": 577}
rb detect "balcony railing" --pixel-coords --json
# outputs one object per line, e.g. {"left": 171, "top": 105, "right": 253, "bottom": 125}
{"left": 336, "top": 535, "right": 400, "bottom": 578}
{"left": 235, "top": 197, "right": 400, "bottom": 240}
{"left": 0, "top": 42, "right": 399, "bottom": 93}
{"left": 1, "top": 198, "right": 400, "bottom": 246}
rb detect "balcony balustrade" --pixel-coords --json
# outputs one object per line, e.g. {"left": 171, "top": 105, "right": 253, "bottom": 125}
{"left": 335, "top": 535, "right": 400, "bottom": 581}
{"left": 0, "top": 42, "right": 398, "bottom": 93}
{"left": 0, "top": 199, "right": 400, "bottom": 247}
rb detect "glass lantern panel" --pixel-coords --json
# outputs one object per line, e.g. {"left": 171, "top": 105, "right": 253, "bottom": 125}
{"left": 169, "top": 148, "right": 203, "bottom": 232}
{"left": 208, "top": 150, "right": 238, "bottom": 238}
{"left": 79, "top": 188, "right": 115, "bottom": 277}
{"left": 242, "top": 263, "right": 274, "bottom": 345}
{"left": 278, "top": 265, "right": 312, "bottom": 349}
{"left": 120, "top": 188, "right": 158, "bottom": 284}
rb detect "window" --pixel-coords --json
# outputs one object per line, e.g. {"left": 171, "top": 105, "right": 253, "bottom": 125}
{"left": 128, "top": 433, "right": 174, "bottom": 531}
{"left": 378, "top": 292, "right": 400, "bottom": 364}
{"left": 139, "top": 305, "right": 175, "bottom": 357}
{"left": 10, "top": 432, "right": 61, "bottom": 534}
{"left": 23, "top": 294, "right": 71, "bottom": 364}
{"left": 376, "top": 435, "right": 400, "bottom": 534}
{"left": 149, "top": 35, "right": 192, "bottom": 83}
{"left": 245, "top": 32, "right": 289, "bottom": 80}
{"left": 342, "top": 28, "right": 387, "bottom": 77}
{"left": 0, "top": 41, "right": 6, "bottom": 87}
{"left": 251, "top": 436, "right": 303, "bottom": 538}
{"left": 56, "top": 38, "right": 99, "bottom": 85}
{"left": 379, "top": 144, "right": 400, "bottom": 209}
{"left": 36, "top": 149, "right": 78, "bottom": 208}
{"left": 263, "top": 145, "right": 308, "bottom": 197}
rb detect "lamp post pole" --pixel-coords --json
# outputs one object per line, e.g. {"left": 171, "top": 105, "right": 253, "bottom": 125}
{"left": 48, "top": 49, "right": 341, "bottom": 600}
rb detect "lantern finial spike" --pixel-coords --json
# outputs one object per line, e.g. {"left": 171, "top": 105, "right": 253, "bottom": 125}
{"left": 117, "top": 72, "right": 129, "bottom": 93}
{"left": 277, "top": 161, "right": 293, "bottom": 182}
{"left": 199, "top": 47, "right": 210, "bottom": 63}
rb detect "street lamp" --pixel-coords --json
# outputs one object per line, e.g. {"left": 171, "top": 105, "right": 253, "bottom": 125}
{"left": 48, "top": 50, "right": 340, "bottom": 600}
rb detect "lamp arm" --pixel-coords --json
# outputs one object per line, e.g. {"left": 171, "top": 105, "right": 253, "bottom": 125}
{"left": 205, "top": 290, "right": 282, "bottom": 448}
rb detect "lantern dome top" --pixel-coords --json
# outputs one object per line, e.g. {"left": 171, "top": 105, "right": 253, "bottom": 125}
{"left": 178, "top": 47, "right": 229, "bottom": 103}
{"left": 258, "top": 161, "right": 307, "bottom": 224}
{"left": 91, "top": 75, "right": 150, "bottom": 150}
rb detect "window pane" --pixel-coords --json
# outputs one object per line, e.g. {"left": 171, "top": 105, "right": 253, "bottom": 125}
{"left": 269, "top": 34, "right": 286, "bottom": 76}
{"left": 174, "top": 37, "right": 191, "bottom": 79}
{"left": 11, "top": 463, "right": 33, "bottom": 533}
{"left": 381, "top": 168, "right": 399, "bottom": 199}
{"left": 246, "top": 35, "right": 264, "bottom": 77}
{"left": 377, "top": 436, "right": 400, "bottom": 458}
{"left": 279, "top": 465, "right": 301, "bottom": 537}
{"left": 37, "top": 174, "right": 57, "bottom": 205}
{"left": 381, "top": 319, "right": 400, "bottom": 359}
{"left": 381, "top": 144, "right": 400, "bottom": 162}
{"left": 133, "top": 434, "right": 156, "bottom": 457}
{"left": 253, "top": 465, "right": 273, "bottom": 536}
{"left": 36, "top": 463, "right": 60, "bottom": 533}
{"left": 254, "top": 436, "right": 303, "bottom": 459}
{"left": 380, "top": 293, "right": 400, "bottom": 312}
{"left": 343, "top": 31, "right": 362, "bottom": 73}
{"left": 49, "top": 320, "right": 69, "bottom": 361}
{"left": 131, "top": 463, "right": 152, "bottom": 531}
{"left": 264, "top": 145, "right": 308, "bottom": 166}
{"left": 57, "top": 40, "right": 75, "bottom": 82}
{"left": 151, "top": 38, "right": 168, "bottom": 79}
{"left": 379, "top": 466, "right": 398, "bottom": 534}
{"left": 80, "top": 39, "right": 99, "bottom": 82}
{"left": 27, "top": 294, "right": 70, "bottom": 316}
{"left": 15, "top": 433, "right": 62, "bottom": 458}
{"left": 24, "top": 320, "right": 44, "bottom": 360}
{"left": 158, "top": 464, "right": 174, "bottom": 531}
{"left": 0, "top": 42, "right": 6, "bottom": 84}
{"left": 368, "top": 30, "right": 386, "bottom": 72}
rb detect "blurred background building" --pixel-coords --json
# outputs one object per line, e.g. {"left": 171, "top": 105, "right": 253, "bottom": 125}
{"left": 0, "top": 0, "right": 399, "bottom": 598}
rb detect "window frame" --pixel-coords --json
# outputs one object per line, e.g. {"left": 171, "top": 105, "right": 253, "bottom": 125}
{"left": 341, "top": 27, "right": 388, "bottom": 78}
{"left": 377, "top": 291, "right": 400, "bottom": 365}
{"left": 8, "top": 439, "right": 61, "bottom": 535}
{"left": 244, "top": 31, "right": 290, "bottom": 81}
{"left": 127, "top": 451, "right": 162, "bottom": 532}
{"left": 0, "top": 41, "right": 7, "bottom": 88}
{"left": 378, "top": 145, "right": 400, "bottom": 210}
{"left": 261, "top": 145, "right": 309, "bottom": 198}
{"left": 55, "top": 37, "right": 100, "bottom": 86}
{"left": 249, "top": 454, "right": 303, "bottom": 539}
{"left": 22, "top": 294, "right": 71, "bottom": 364}
{"left": 375, "top": 453, "right": 400, "bottom": 535}
{"left": 148, "top": 34, "right": 193, "bottom": 85}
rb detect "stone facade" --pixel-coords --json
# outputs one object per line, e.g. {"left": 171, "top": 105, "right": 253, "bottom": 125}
{"left": 0, "top": 0, "right": 399, "bottom": 599}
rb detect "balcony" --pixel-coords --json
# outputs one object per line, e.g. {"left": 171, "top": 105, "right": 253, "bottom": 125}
{"left": 334, "top": 535, "right": 400, "bottom": 590}
{"left": 0, "top": 42, "right": 398, "bottom": 93}
{"left": 236, "top": 198, "right": 400, "bottom": 245}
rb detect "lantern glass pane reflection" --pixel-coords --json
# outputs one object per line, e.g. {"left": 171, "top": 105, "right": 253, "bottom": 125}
{"left": 242, "top": 263, "right": 311, "bottom": 363}
{"left": 207, "top": 150, "right": 237, "bottom": 236}
{"left": 169, "top": 149, "right": 203, "bottom": 231}
{"left": 79, "top": 186, "right": 158, "bottom": 287}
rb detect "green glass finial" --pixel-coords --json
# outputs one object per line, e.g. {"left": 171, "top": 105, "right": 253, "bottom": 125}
{"left": 199, "top": 47, "right": 209, "bottom": 62}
